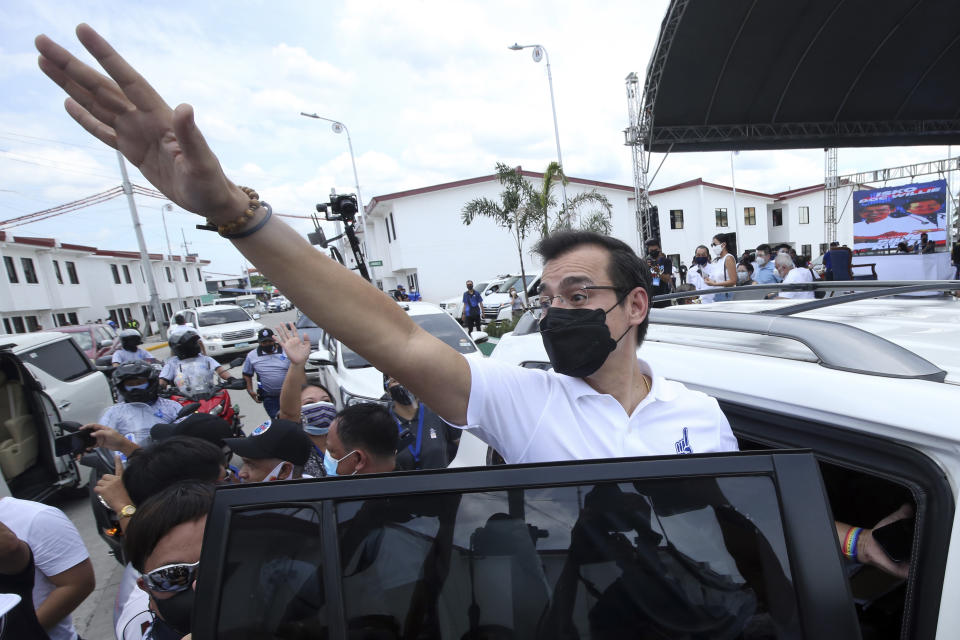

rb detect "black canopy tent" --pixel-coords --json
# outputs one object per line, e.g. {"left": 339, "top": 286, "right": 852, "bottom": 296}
{"left": 640, "top": 0, "right": 960, "bottom": 152}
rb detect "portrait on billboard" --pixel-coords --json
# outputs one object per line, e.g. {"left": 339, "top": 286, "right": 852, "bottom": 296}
{"left": 853, "top": 180, "right": 948, "bottom": 252}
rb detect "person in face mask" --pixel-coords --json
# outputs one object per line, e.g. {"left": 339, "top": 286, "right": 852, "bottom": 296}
{"left": 123, "top": 482, "right": 214, "bottom": 640}
{"left": 702, "top": 232, "right": 738, "bottom": 302}
{"left": 323, "top": 404, "right": 398, "bottom": 477}
{"left": 686, "top": 245, "right": 714, "bottom": 303}
{"left": 242, "top": 328, "right": 291, "bottom": 420}
{"left": 92, "top": 361, "right": 182, "bottom": 447}
{"left": 224, "top": 419, "right": 313, "bottom": 482}
{"left": 752, "top": 244, "right": 781, "bottom": 284}
{"left": 383, "top": 374, "right": 460, "bottom": 470}
{"left": 736, "top": 262, "right": 755, "bottom": 285}
{"left": 159, "top": 329, "right": 232, "bottom": 391}
{"left": 644, "top": 238, "right": 674, "bottom": 308}
{"left": 112, "top": 328, "right": 159, "bottom": 366}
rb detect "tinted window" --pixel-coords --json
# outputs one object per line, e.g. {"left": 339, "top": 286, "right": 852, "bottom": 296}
{"left": 216, "top": 506, "right": 325, "bottom": 639}
{"left": 341, "top": 313, "right": 475, "bottom": 369}
{"left": 198, "top": 308, "right": 251, "bottom": 326}
{"left": 336, "top": 476, "right": 798, "bottom": 639}
{"left": 70, "top": 331, "right": 94, "bottom": 352}
{"left": 21, "top": 339, "right": 94, "bottom": 381}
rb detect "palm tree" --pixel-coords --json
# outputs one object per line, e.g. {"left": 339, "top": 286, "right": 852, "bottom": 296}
{"left": 552, "top": 190, "right": 614, "bottom": 235}
{"left": 461, "top": 163, "right": 537, "bottom": 305}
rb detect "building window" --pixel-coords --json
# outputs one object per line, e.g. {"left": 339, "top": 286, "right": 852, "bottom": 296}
{"left": 53, "top": 260, "right": 63, "bottom": 284}
{"left": 385, "top": 224, "right": 391, "bottom": 244}
{"left": 389, "top": 212, "right": 397, "bottom": 241}
{"left": 111, "top": 264, "right": 121, "bottom": 284}
{"left": 799, "top": 206, "right": 810, "bottom": 224}
{"left": 772, "top": 209, "right": 783, "bottom": 227}
{"left": 744, "top": 207, "right": 756, "bottom": 226}
{"left": 20, "top": 258, "right": 38, "bottom": 284}
{"left": 165, "top": 267, "right": 173, "bottom": 283}
{"left": 2, "top": 319, "right": 10, "bottom": 334}
{"left": 162, "top": 303, "right": 172, "bottom": 321}
{"left": 801, "top": 244, "right": 812, "bottom": 258}
{"left": 196, "top": 268, "right": 202, "bottom": 281}
{"left": 407, "top": 273, "right": 420, "bottom": 293}
{"left": 25, "top": 316, "right": 40, "bottom": 332}
{"left": 3, "top": 257, "right": 18, "bottom": 284}
{"left": 183, "top": 267, "right": 189, "bottom": 282}
{"left": 715, "top": 208, "right": 728, "bottom": 227}
{"left": 122, "top": 265, "right": 132, "bottom": 283}
{"left": 819, "top": 243, "right": 829, "bottom": 256}
{"left": 669, "top": 209, "right": 684, "bottom": 230}
{"left": 11, "top": 317, "right": 25, "bottom": 334}
{"left": 68, "top": 312, "right": 78, "bottom": 325}
{"left": 66, "top": 261, "right": 79, "bottom": 284}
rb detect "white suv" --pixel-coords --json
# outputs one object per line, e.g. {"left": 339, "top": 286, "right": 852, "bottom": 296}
{"left": 309, "top": 301, "right": 487, "bottom": 409}
{"left": 177, "top": 305, "right": 265, "bottom": 356}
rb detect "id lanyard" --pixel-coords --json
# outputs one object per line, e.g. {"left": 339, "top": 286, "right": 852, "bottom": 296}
{"left": 395, "top": 404, "right": 425, "bottom": 462}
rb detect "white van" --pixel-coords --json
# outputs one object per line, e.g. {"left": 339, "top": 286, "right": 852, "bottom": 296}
{"left": 215, "top": 294, "right": 266, "bottom": 316}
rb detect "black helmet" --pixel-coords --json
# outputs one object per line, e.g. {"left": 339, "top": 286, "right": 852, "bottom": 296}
{"left": 169, "top": 328, "right": 203, "bottom": 360}
{"left": 118, "top": 328, "right": 142, "bottom": 352}
{"left": 112, "top": 361, "right": 160, "bottom": 404}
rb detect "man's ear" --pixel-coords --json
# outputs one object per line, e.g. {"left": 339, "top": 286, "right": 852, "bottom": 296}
{"left": 278, "top": 462, "right": 293, "bottom": 480}
{"left": 353, "top": 450, "right": 368, "bottom": 473}
{"left": 626, "top": 286, "right": 650, "bottom": 327}
{"left": 137, "top": 576, "right": 148, "bottom": 593}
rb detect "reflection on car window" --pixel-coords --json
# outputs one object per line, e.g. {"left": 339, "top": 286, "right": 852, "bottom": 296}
{"left": 24, "top": 340, "right": 94, "bottom": 381}
{"left": 296, "top": 315, "right": 318, "bottom": 329}
{"left": 70, "top": 331, "right": 94, "bottom": 351}
{"left": 198, "top": 308, "right": 251, "bottom": 326}
{"left": 341, "top": 313, "right": 476, "bottom": 369}
{"left": 335, "top": 476, "right": 799, "bottom": 639}
{"left": 216, "top": 506, "right": 325, "bottom": 639}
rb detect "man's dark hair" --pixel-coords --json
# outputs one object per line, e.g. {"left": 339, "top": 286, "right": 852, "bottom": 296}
{"left": 756, "top": 243, "right": 772, "bottom": 255}
{"left": 123, "top": 436, "right": 223, "bottom": 505}
{"left": 534, "top": 230, "right": 651, "bottom": 343}
{"left": 644, "top": 238, "right": 661, "bottom": 249}
{"left": 124, "top": 481, "right": 214, "bottom": 573}
{"left": 713, "top": 232, "right": 738, "bottom": 258}
{"left": 336, "top": 403, "right": 398, "bottom": 459}
{"left": 173, "top": 314, "right": 186, "bottom": 325}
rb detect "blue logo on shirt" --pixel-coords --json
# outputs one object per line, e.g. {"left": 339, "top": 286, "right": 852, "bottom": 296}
{"left": 675, "top": 427, "right": 692, "bottom": 454}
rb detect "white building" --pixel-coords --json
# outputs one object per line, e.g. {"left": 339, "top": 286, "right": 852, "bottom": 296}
{"left": 0, "top": 230, "right": 210, "bottom": 335}
{"left": 344, "top": 170, "right": 856, "bottom": 304}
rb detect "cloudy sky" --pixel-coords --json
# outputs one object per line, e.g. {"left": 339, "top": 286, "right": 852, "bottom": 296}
{"left": 1, "top": 0, "right": 955, "bottom": 276}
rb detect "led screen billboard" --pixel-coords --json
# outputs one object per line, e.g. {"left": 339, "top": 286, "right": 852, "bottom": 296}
{"left": 853, "top": 179, "right": 947, "bottom": 252}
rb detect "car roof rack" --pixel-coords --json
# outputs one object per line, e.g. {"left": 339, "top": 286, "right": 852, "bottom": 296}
{"left": 758, "top": 281, "right": 960, "bottom": 316}
{"left": 650, "top": 307, "right": 947, "bottom": 382}
{"left": 653, "top": 279, "right": 960, "bottom": 305}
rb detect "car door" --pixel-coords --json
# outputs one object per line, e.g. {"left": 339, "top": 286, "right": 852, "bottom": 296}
{"left": 195, "top": 450, "right": 859, "bottom": 639}
{"left": 15, "top": 338, "right": 112, "bottom": 425}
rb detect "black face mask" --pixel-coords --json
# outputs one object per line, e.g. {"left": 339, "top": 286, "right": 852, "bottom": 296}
{"left": 259, "top": 343, "right": 277, "bottom": 355}
{"left": 153, "top": 588, "right": 194, "bottom": 636}
{"left": 389, "top": 385, "right": 414, "bottom": 406}
{"left": 648, "top": 249, "right": 660, "bottom": 259}
{"left": 538, "top": 297, "right": 631, "bottom": 378}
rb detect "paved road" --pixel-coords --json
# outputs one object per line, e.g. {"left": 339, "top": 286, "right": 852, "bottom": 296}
{"left": 62, "top": 308, "right": 299, "bottom": 638}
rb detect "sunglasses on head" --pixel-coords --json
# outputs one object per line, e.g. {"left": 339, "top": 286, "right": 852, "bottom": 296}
{"left": 143, "top": 561, "right": 200, "bottom": 593}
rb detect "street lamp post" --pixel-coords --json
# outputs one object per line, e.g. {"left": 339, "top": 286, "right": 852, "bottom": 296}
{"left": 160, "top": 203, "right": 184, "bottom": 313}
{"left": 299, "top": 113, "right": 364, "bottom": 212}
{"left": 509, "top": 42, "right": 568, "bottom": 217}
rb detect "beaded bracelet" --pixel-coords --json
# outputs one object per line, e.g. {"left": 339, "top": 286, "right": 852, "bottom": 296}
{"left": 842, "top": 526, "right": 863, "bottom": 561}
{"left": 205, "top": 186, "right": 261, "bottom": 235}
{"left": 221, "top": 203, "right": 272, "bottom": 239}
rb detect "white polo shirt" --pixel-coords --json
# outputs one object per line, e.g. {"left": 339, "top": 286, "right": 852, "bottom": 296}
{"left": 780, "top": 267, "right": 815, "bottom": 299}
{"left": 457, "top": 357, "right": 737, "bottom": 464}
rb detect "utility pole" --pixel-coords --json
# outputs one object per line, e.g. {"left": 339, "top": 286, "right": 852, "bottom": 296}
{"left": 180, "top": 227, "right": 193, "bottom": 257}
{"left": 160, "top": 204, "right": 184, "bottom": 313}
{"left": 117, "top": 151, "right": 166, "bottom": 335}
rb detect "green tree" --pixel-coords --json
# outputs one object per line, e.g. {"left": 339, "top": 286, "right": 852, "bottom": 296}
{"left": 462, "top": 163, "right": 538, "bottom": 305}
{"left": 523, "top": 161, "right": 614, "bottom": 236}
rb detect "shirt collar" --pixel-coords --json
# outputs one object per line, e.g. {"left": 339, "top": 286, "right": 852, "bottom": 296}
{"left": 566, "top": 357, "right": 664, "bottom": 403}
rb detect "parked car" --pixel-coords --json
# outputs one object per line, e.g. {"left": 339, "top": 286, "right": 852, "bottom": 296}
{"left": 55, "top": 323, "right": 119, "bottom": 363}
{"left": 268, "top": 296, "right": 292, "bottom": 312}
{"left": 439, "top": 276, "right": 532, "bottom": 325}
{"left": 480, "top": 272, "right": 540, "bottom": 322}
{"left": 177, "top": 305, "right": 265, "bottom": 356}
{"left": 308, "top": 301, "right": 487, "bottom": 409}
{"left": 0, "top": 332, "right": 115, "bottom": 501}
{"left": 214, "top": 294, "right": 267, "bottom": 315}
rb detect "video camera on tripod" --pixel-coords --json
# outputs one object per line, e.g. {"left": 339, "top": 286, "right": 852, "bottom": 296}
{"left": 308, "top": 190, "right": 371, "bottom": 282}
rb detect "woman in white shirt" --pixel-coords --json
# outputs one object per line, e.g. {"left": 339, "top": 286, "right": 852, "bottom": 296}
{"left": 703, "top": 232, "right": 738, "bottom": 302}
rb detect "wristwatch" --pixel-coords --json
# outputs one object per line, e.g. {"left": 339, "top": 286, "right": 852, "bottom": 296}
{"left": 119, "top": 504, "right": 137, "bottom": 519}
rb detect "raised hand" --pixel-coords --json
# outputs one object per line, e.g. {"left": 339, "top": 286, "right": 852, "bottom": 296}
{"left": 276, "top": 322, "right": 312, "bottom": 366}
{"left": 35, "top": 24, "right": 248, "bottom": 222}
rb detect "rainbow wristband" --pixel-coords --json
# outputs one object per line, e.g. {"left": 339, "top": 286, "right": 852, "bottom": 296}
{"left": 843, "top": 526, "right": 863, "bottom": 561}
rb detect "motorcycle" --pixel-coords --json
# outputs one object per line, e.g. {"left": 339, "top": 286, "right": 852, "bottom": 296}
{"left": 160, "top": 357, "right": 246, "bottom": 437}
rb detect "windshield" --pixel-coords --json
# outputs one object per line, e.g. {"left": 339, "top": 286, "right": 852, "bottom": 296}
{"left": 198, "top": 308, "right": 251, "bottom": 326}
{"left": 238, "top": 300, "right": 257, "bottom": 308}
{"left": 342, "top": 312, "right": 476, "bottom": 368}
{"left": 70, "top": 331, "right": 93, "bottom": 351}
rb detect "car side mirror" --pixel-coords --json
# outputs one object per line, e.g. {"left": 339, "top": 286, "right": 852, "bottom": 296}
{"left": 470, "top": 331, "right": 489, "bottom": 344}
{"left": 228, "top": 357, "right": 244, "bottom": 368}
{"left": 308, "top": 349, "right": 335, "bottom": 367}
{"left": 98, "top": 339, "right": 113, "bottom": 348}
{"left": 252, "top": 313, "right": 261, "bottom": 320}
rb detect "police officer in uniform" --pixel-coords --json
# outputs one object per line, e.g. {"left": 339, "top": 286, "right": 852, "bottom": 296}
{"left": 384, "top": 374, "right": 460, "bottom": 470}
{"left": 242, "top": 328, "right": 291, "bottom": 419}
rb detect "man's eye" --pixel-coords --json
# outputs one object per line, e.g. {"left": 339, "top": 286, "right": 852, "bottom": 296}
{"left": 569, "top": 292, "right": 588, "bottom": 303}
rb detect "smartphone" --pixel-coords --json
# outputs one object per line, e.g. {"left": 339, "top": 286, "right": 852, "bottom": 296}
{"left": 54, "top": 430, "right": 97, "bottom": 457}
{"left": 871, "top": 518, "right": 914, "bottom": 564}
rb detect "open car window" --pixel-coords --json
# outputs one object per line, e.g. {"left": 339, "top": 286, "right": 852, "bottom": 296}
{"left": 196, "top": 451, "right": 858, "bottom": 639}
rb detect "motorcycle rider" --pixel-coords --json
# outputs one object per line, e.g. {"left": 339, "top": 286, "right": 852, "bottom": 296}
{"left": 112, "top": 328, "right": 159, "bottom": 366}
{"left": 92, "top": 361, "right": 182, "bottom": 448}
{"left": 159, "top": 329, "right": 231, "bottom": 393}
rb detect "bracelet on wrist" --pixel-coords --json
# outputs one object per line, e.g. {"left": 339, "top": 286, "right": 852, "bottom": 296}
{"left": 843, "top": 526, "right": 863, "bottom": 561}
{"left": 203, "top": 186, "right": 261, "bottom": 235}
{"left": 221, "top": 203, "right": 272, "bottom": 239}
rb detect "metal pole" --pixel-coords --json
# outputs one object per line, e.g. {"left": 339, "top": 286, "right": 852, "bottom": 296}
{"left": 116, "top": 151, "right": 166, "bottom": 335}
{"left": 541, "top": 47, "right": 569, "bottom": 218}
{"left": 160, "top": 203, "right": 184, "bottom": 312}
{"left": 730, "top": 151, "right": 740, "bottom": 248}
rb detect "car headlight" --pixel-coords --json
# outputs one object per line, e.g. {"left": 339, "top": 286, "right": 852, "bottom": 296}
{"left": 340, "top": 388, "right": 387, "bottom": 408}
{"left": 203, "top": 334, "right": 221, "bottom": 341}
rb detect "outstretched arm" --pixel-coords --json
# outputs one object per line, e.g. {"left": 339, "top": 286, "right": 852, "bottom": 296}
{"left": 36, "top": 26, "right": 471, "bottom": 424}
{"left": 276, "top": 323, "right": 309, "bottom": 421}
